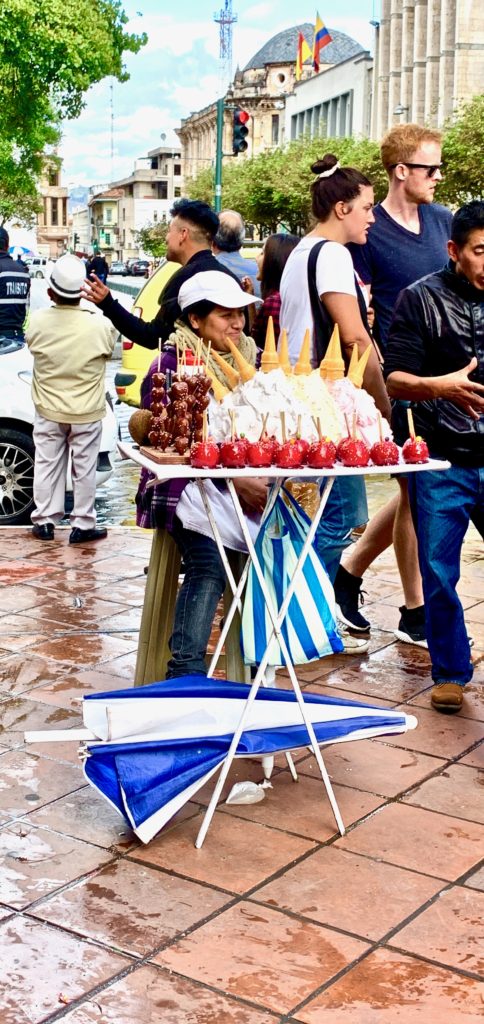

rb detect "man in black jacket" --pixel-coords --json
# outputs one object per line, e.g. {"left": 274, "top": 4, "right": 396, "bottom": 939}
{"left": 0, "top": 228, "right": 30, "bottom": 345}
{"left": 82, "top": 199, "right": 241, "bottom": 346}
{"left": 385, "top": 201, "right": 484, "bottom": 714}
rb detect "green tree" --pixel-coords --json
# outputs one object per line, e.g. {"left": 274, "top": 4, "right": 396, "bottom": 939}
{"left": 133, "top": 221, "right": 169, "bottom": 259}
{"left": 0, "top": 1, "right": 146, "bottom": 222}
{"left": 440, "top": 95, "right": 484, "bottom": 206}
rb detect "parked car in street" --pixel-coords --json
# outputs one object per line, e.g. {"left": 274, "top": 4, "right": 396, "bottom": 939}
{"left": 0, "top": 336, "right": 118, "bottom": 525}
{"left": 24, "top": 256, "right": 56, "bottom": 280}
{"left": 108, "top": 261, "right": 128, "bottom": 276}
{"left": 130, "top": 260, "right": 150, "bottom": 277}
{"left": 114, "top": 259, "right": 179, "bottom": 407}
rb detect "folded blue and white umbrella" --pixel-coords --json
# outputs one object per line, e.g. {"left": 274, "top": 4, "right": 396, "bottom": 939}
{"left": 81, "top": 677, "right": 417, "bottom": 843}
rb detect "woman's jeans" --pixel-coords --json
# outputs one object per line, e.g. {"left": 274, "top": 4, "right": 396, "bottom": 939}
{"left": 167, "top": 516, "right": 226, "bottom": 678}
{"left": 408, "top": 465, "right": 484, "bottom": 687}
{"left": 314, "top": 476, "right": 368, "bottom": 583}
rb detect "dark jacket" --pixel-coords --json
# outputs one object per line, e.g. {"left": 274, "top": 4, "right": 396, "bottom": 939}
{"left": 0, "top": 253, "right": 30, "bottom": 331}
{"left": 384, "top": 263, "right": 484, "bottom": 467}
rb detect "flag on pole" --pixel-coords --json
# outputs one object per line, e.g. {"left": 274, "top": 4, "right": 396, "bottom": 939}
{"left": 313, "top": 13, "right": 332, "bottom": 73}
{"left": 296, "top": 31, "right": 312, "bottom": 81}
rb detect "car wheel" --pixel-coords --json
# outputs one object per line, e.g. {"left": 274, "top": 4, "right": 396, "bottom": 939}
{"left": 0, "top": 429, "right": 35, "bottom": 525}
{"left": 35, "top": 270, "right": 43, "bottom": 279}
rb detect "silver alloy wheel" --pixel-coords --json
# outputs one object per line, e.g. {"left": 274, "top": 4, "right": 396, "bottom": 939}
{"left": 0, "top": 431, "right": 35, "bottom": 524}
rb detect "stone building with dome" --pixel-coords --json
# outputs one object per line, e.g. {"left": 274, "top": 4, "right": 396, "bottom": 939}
{"left": 176, "top": 23, "right": 367, "bottom": 181}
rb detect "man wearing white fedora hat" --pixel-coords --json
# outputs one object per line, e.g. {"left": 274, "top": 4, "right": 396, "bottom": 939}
{"left": 25, "top": 254, "right": 115, "bottom": 543}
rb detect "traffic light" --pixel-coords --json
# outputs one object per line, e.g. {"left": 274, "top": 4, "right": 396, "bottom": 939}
{"left": 232, "top": 108, "right": 250, "bottom": 155}
{"left": 73, "top": 233, "right": 79, "bottom": 247}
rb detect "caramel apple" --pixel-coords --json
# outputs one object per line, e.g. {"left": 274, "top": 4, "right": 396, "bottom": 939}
{"left": 306, "top": 438, "right": 337, "bottom": 469}
{"left": 370, "top": 438, "right": 400, "bottom": 466}
{"left": 219, "top": 438, "right": 248, "bottom": 468}
{"left": 277, "top": 439, "right": 304, "bottom": 469}
{"left": 402, "top": 436, "right": 429, "bottom": 464}
{"left": 293, "top": 437, "right": 310, "bottom": 461}
{"left": 337, "top": 437, "right": 370, "bottom": 467}
{"left": 246, "top": 437, "right": 274, "bottom": 468}
{"left": 190, "top": 439, "right": 219, "bottom": 468}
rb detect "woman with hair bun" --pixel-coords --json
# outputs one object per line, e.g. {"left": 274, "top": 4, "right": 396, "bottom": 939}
{"left": 280, "top": 153, "right": 391, "bottom": 653}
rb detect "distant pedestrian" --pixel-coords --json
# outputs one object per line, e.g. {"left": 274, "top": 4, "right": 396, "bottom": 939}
{"left": 0, "top": 227, "right": 30, "bottom": 346}
{"left": 86, "top": 252, "right": 109, "bottom": 284}
{"left": 248, "top": 232, "right": 299, "bottom": 346}
{"left": 26, "top": 255, "right": 114, "bottom": 544}
{"left": 212, "top": 209, "right": 260, "bottom": 294}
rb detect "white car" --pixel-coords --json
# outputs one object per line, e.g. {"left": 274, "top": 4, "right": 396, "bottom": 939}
{"left": 0, "top": 337, "right": 117, "bottom": 525}
{"left": 24, "top": 256, "right": 56, "bottom": 280}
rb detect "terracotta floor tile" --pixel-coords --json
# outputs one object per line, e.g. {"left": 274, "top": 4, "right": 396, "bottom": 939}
{"left": 297, "top": 740, "right": 445, "bottom": 798}
{"left": 0, "top": 651, "right": 73, "bottom": 698}
{"left": 91, "top": 577, "right": 147, "bottom": 606}
{"left": 0, "top": 561, "right": 58, "bottom": 584}
{"left": 326, "top": 662, "right": 430, "bottom": 703}
{"left": 392, "top": 885, "right": 484, "bottom": 975}
{"left": 58, "top": 965, "right": 277, "bottom": 1024}
{"left": 84, "top": 554, "right": 148, "bottom": 577}
{"left": 462, "top": 601, "right": 484, "bottom": 624}
{"left": 298, "top": 946, "right": 484, "bottom": 1023}
{"left": 23, "top": 568, "right": 117, "bottom": 594}
{"left": 29, "top": 669, "right": 131, "bottom": 710}
{"left": 0, "top": 610, "right": 67, "bottom": 633}
{"left": 102, "top": 650, "right": 138, "bottom": 679}
{"left": 0, "top": 696, "right": 81, "bottom": 749}
{"left": 0, "top": 915, "right": 128, "bottom": 1024}
{"left": 20, "top": 593, "right": 132, "bottom": 628}
{"left": 128, "top": 811, "right": 316, "bottom": 894}
{"left": 156, "top": 901, "right": 369, "bottom": 1015}
{"left": 403, "top": 763, "right": 484, "bottom": 824}
{"left": 216, "top": 771, "right": 384, "bottom": 842}
{"left": 31, "top": 632, "right": 138, "bottom": 666}
{"left": 0, "top": 584, "right": 52, "bottom": 613}
{"left": 458, "top": 743, "right": 484, "bottom": 769}
{"left": 22, "top": 737, "right": 85, "bottom": 766}
{"left": 0, "top": 821, "right": 113, "bottom": 909}
{"left": 385, "top": 704, "right": 484, "bottom": 758}
{"left": 0, "top": 749, "right": 84, "bottom": 822}
{"left": 34, "top": 859, "right": 229, "bottom": 956}
{"left": 409, "top": 679, "right": 484, "bottom": 722}
{"left": 254, "top": 846, "right": 443, "bottom": 941}
{"left": 335, "top": 802, "right": 484, "bottom": 880}
{"left": 465, "top": 866, "right": 484, "bottom": 891}
{"left": 94, "top": 607, "right": 142, "bottom": 632}
{"left": 26, "top": 784, "right": 136, "bottom": 847}
{"left": 0, "top": 631, "right": 51, "bottom": 652}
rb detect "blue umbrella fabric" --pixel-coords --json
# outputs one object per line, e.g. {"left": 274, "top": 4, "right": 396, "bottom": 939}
{"left": 82, "top": 677, "right": 417, "bottom": 843}
{"left": 8, "top": 245, "right": 34, "bottom": 259}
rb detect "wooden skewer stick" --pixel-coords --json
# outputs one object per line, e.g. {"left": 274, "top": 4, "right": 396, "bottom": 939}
{"left": 378, "top": 411, "right": 384, "bottom": 442}
{"left": 202, "top": 410, "right": 208, "bottom": 442}
{"left": 259, "top": 413, "right": 268, "bottom": 439}
{"left": 206, "top": 340, "right": 211, "bottom": 370}
{"left": 407, "top": 407, "right": 416, "bottom": 439}
{"left": 280, "top": 410, "right": 286, "bottom": 443}
{"left": 344, "top": 412, "right": 351, "bottom": 437}
{"left": 230, "top": 408, "right": 236, "bottom": 441}
{"left": 157, "top": 338, "right": 162, "bottom": 374}
{"left": 296, "top": 414, "right": 301, "bottom": 438}
{"left": 317, "top": 416, "right": 323, "bottom": 441}
{"left": 352, "top": 411, "right": 357, "bottom": 439}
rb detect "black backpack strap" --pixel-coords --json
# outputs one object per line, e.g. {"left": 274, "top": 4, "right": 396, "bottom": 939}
{"left": 308, "top": 239, "right": 375, "bottom": 364}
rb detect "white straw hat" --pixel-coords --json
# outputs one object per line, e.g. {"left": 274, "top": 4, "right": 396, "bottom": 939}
{"left": 49, "top": 254, "right": 86, "bottom": 299}
{"left": 178, "top": 270, "right": 257, "bottom": 311}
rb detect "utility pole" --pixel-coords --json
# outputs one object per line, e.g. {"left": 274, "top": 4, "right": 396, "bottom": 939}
{"left": 213, "top": 1, "right": 237, "bottom": 211}
{"left": 214, "top": 99, "right": 224, "bottom": 213}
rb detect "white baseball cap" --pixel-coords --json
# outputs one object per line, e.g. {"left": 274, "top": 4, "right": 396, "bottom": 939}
{"left": 49, "top": 254, "right": 86, "bottom": 299}
{"left": 178, "top": 270, "right": 257, "bottom": 311}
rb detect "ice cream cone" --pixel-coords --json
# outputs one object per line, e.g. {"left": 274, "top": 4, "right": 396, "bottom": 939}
{"left": 203, "top": 366, "right": 230, "bottom": 401}
{"left": 347, "top": 344, "right": 372, "bottom": 388}
{"left": 294, "top": 328, "right": 312, "bottom": 375}
{"left": 319, "top": 324, "right": 345, "bottom": 381}
{"left": 210, "top": 348, "right": 240, "bottom": 388}
{"left": 225, "top": 338, "right": 256, "bottom": 382}
{"left": 260, "top": 315, "right": 280, "bottom": 372}
{"left": 278, "top": 328, "right": 292, "bottom": 374}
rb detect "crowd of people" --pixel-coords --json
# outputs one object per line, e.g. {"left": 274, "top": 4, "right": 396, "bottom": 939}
{"left": 10, "top": 121, "right": 482, "bottom": 717}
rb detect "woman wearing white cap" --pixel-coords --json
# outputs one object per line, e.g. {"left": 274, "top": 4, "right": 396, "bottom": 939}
{"left": 136, "top": 270, "right": 267, "bottom": 678}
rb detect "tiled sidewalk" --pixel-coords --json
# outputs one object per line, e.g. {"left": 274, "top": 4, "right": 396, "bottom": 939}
{"left": 0, "top": 526, "right": 482, "bottom": 1023}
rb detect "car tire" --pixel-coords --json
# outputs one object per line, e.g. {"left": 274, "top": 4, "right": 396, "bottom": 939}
{"left": 0, "top": 428, "right": 36, "bottom": 525}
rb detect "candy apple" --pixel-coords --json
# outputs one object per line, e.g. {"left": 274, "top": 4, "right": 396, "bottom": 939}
{"left": 402, "top": 436, "right": 429, "bottom": 464}
{"left": 370, "top": 438, "right": 400, "bottom": 466}
{"left": 246, "top": 437, "right": 274, "bottom": 468}
{"left": 306, "top": 438, "right": 337, "bottom": 469}
{"left": 190, "top": 439, "right": 219, "bottom": 468}
{"left": 276, "top": 440, "right": 304, "bottom": 469}
{"left": 337, "top": 438, "right": 370, "bottom": 467}
{"left": 219, "top": 438, "right": 248, "bottom": 468}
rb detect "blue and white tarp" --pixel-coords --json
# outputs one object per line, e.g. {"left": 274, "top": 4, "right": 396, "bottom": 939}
{"left": 82, "top": 677, "right": 417, "bottom": 843}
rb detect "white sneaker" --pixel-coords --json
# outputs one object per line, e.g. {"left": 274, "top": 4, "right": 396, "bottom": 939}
{"left": 337, "top": 624, "right": 370, "bottom": 655}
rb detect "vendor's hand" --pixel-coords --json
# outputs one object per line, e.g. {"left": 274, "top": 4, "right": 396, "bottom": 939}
{"left": 435, "top": 357, "right": 484, "bottom": 418}
{"left": 81, "top": 273, "right": 110, "bottom": 305}
{"left": 233, "top": 476, "right": 268, "bottom": 515}
{"left": 240, "top": 276, "right": 254, "bottom": 295}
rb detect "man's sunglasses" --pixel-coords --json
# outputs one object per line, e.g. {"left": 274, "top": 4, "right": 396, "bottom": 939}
{"left": 390, "top": 162, "right": 444, "bottom": 178}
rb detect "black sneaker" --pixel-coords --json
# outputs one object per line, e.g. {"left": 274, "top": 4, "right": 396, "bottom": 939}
{"left": 69, "top": 527, "right": 108, "bottom": 545}
{"left": 394, "top": 605, "right": 428, "bottom": 648}
{"left": 334, "top": 565, "right": 371, "bottom": 632}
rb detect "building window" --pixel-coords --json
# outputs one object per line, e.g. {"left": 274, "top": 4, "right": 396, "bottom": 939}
{"left": 174, "top": 164, "right": 181, "bottom": 176}
{"left": 174, "top": 186, "right": 181, "bottom": 197}
{"left": 272, "top": 114, "right": 279, "bottom": 145}
{"left": 153, "top": 211, "right": 158, "bottom": 222}
{"left": 104, "top": 232, "right": 111, "bottom": 245}
{"left": 150, "top": 158, "right": 158, "bottom": 169}
{"left": 48, "top": 168, "right": 59, "bottom": 187}
{"left": 62, "top": 199, "right": 67, "bottom": 226}
{"left": 51, "top": 198, "right": 58, "bottom": 226}
{"left": 157, "top": 181, "right": 168, "bottom": 199}
{"left": 291, "top": 115, "right": 297, "bottom": 140}
{"left": 106, "top": 209, "right": 112, "bottom": 222}
{"left": 122, "top": 207, "right": 125, "bottom": 221}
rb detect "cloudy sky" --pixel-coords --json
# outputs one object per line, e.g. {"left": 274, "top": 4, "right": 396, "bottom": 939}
{"left": 60, "top": 0, "right": 378, "bottom": 190}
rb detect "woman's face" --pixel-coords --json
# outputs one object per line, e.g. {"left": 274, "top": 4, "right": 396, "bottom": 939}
{"left": 189, "top": 305, "right": 245, "bottom": 351}
{"left": 343, "top": 186, "right": 375, "bottom": 244}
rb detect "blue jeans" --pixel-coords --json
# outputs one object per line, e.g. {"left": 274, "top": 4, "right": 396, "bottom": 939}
{"left": 314, "top": 476, "right": 368, "bottom": 583}
{"left": 408, "top": 466, "right": 484, "bottom": 687}
{"left": 167, "top": 516, "right": 226, "bottom": 678}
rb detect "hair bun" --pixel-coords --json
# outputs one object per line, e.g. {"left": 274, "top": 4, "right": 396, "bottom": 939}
{"left": 310, "top": 154, "right": 339, "bottom": 176}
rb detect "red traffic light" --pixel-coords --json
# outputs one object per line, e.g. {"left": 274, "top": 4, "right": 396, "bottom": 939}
{"left": 232, "top": 108, "right": 250, "bottom": 155}
{"left": 238, "top": 109, "right": 250, "bottom": 125}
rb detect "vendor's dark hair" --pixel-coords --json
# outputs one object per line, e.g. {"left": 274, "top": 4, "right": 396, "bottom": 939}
{"left": 259, "top": 233, "right": 299, "bottom": 299}
{"left": 451, "top": 201, "right": 484, "bottom": 247}
{"left": 170, "top": 199, "right": 219, "bottom": 244}
{"left": 310, "top": 154, "right": 371, "bottom": 222}
{"left": 180, "top": 299, "right": 217, "bottom": 325}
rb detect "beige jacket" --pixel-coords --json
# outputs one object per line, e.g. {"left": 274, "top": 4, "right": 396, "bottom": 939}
{"left": 26, "top": 305, "right": 115, "bottom": 423}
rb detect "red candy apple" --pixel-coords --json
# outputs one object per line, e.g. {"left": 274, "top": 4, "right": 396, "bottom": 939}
{"left": 276, "top": 439, "right": 304, "bottom": 469}
{"left": 306, "top": 438, "right": 337, "bottom": 469}
{"left": 246, "top": 437, "right": 274, "bottom": 468}
{"left": 402, "top": 436, "right": 429, "bottom": 464}
{"left": 190, "top": 439, "right": 219, "bottom": 468}
{"left": 337, "top": 437, "right": 370, "bottom": 467}
{"left": 219, "top": 438, "right": 248, "bottom": 468}
{"left": 370, "top": 438, "right": 400, "bottom": 466}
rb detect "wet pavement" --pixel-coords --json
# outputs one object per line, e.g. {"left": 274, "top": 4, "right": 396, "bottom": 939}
{"left": 0, "top": 520, "right": 482, "bottom": 1022}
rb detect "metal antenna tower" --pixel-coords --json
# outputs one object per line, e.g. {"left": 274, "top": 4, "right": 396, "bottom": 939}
{"left": 214, "top": 0, "right": 237, "bottom": 91}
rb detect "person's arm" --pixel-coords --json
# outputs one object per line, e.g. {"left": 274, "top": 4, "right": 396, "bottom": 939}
{"left": 322, "top": 291, "right": 391, "bottom": 420}
{"left": 81, "top": 274, "right": 160, "bottom": 349}
{"left": 233, "top": 477, "right": 269, "bottom": 515}
{"left": 387, "top": 359, "right": 484, "bottom": 419}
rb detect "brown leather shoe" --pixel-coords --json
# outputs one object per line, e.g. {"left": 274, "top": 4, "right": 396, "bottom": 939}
{"left": 431, "top": 682, "right": 464, "bottom": 714}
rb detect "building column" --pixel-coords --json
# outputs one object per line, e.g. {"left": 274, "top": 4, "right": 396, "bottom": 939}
{"left": 424, "top": 0, "right": 442, "bottom": 123}
{"left": 401, "top": 1, "right": 415, "bottom": 117}
{"left": 438, "top": 0, "right": 456, "bottom": 124}
{"left": 388, "top": 0, "right": 404, "bottom": 125}
{"left": 412, "top": 0, "right": 428, "bottom": 124}
{"left": 376, "top": 0, "right": 392, "bottom": 137}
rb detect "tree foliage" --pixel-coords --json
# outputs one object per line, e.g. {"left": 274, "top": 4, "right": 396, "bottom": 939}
{"left": 441, "top": 95, "right": 484, "bottom": 206}
{"left": 0, "top": 1, "right": 146, "bottom": 223}
{"left": 133, "top": 221, "right": 169, "bottom": 259}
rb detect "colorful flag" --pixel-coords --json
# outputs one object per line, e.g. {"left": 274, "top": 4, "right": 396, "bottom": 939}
{"left": 313, "top": 13, "right": 332, "bottom": 73}
{"left": 296, "top": 31, "right": 312, "bottom": 81}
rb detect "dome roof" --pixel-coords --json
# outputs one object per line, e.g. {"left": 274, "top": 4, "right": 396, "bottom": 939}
{"left": 243, "top": 23, "right": 364, "bottom": 71}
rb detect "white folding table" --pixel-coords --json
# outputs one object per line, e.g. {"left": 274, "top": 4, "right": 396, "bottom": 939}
{"left": 119, "top": 441, "right": 450, "bottom": 848}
